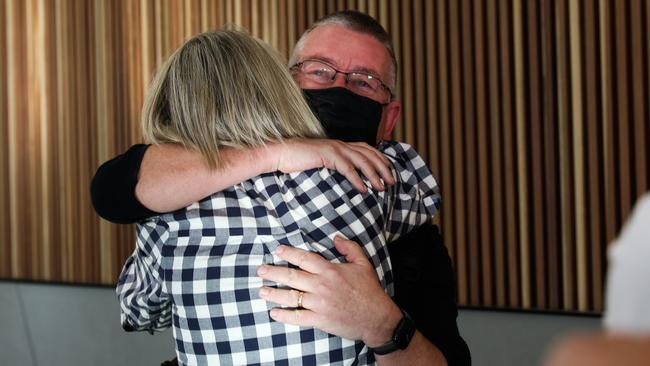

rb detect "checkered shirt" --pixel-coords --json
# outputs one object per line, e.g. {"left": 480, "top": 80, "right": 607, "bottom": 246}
{"left": 117, "top": 141, "right": 441, "bottom": 366}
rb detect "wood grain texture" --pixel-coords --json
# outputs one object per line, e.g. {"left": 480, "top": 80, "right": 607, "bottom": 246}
{"left": 1, "top": 0, "right": 648, "bottom": 313}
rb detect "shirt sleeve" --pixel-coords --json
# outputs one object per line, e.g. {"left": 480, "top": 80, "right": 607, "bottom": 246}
{"left": 90, "top": 144, "right": 161, "bottom": 224}
{"left": 388, "top": 223, "right": 471, "bottom": 366}
{"left": 116, "top": 218, "right": 172, "bottom": 333}
{"left": 378, "top": 141, "right": 441, "bottom": 243}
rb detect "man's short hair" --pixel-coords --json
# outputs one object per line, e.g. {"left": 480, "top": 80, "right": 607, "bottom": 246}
{"left": 290, "top": 10, "right": 398, "bottom": 90}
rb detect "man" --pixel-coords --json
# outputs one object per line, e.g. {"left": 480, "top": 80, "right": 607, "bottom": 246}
{"left": 92, "top": 11, "right": 470, "bottom": 366}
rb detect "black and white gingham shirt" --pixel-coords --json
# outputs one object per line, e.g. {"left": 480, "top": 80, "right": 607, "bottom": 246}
{"left": 117, "top": 141, "right": 440, "bottom": 365}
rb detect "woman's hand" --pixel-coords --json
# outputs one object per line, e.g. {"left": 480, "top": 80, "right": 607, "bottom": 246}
{"left": 270, "top": 139, "right": 396, "bottom": 192}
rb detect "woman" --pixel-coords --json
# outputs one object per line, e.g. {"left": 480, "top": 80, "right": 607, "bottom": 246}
{"left": 117, "top": 30, "right": 440, "bottom": 365}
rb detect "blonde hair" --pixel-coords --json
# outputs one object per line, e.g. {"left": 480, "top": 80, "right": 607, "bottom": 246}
{"left": 142, "top": 30, "right": 324, "bottom": 168}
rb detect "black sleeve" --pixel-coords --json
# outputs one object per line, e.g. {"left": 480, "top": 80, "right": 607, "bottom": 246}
{"left": 388, "top": 223, "right": 471, "bottom": 366}
{"left": 90, "top": 144, "right": 161, "bottom": 224}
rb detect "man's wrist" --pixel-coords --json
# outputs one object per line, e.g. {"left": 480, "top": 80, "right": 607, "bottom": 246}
{"left": 363, "top": 300, "right": 403, "bottom": 348}
{"left": 368, "top": 310, "right": 417, "bottom": 355}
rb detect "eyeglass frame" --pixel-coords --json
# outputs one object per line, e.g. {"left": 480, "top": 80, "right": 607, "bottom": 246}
{"left": 289, "top": 58, "right": 395, "bottom": 104}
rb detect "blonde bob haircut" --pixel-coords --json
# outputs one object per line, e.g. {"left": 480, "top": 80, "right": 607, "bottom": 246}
{"left": 142, "top": 30, "right": 324, "bottom": 168}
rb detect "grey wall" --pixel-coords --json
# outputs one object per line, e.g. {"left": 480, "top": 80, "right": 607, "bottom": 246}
{"left": 458, "top": 309, "right": 601, "bottom": 366}
{"left": 0, "top": 282, "right": 174, "bottom": 366}
{"left": 0, "top": 282, "right": 601, "bottom": 366}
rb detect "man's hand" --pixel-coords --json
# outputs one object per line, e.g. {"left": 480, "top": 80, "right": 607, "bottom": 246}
{"left": 256, "top": 236, "right": 403, "bottom": 347}
{"left": 273, "top": 139, "right": 395, "bottom": 192}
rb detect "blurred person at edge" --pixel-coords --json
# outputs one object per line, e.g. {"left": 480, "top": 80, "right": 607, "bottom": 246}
{"left": 92, "top": 11, "right": 470, "bottom": 366}
{"left": 544, "top": 193, "right": 650, "bottom": 366}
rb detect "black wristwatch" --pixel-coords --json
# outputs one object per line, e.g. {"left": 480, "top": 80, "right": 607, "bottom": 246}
{"left": 368, "top": 310, "right": 416, "bottom": 355}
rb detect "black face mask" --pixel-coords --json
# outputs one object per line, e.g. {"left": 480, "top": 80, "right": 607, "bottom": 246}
{"left": 302, "top": 87, "right": 385, "bottom": 147}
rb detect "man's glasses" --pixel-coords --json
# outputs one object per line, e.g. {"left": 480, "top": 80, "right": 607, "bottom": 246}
{"left": 290, "top": 59, "right": 393, "bottom": 104}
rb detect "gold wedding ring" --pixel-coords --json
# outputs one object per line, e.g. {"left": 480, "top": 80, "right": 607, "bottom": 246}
{"left": 297, "top": 291, "right": 305, "bottom": 308}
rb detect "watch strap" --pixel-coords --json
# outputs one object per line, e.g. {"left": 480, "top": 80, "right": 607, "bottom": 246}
{"left": 368, "top": 310, "right": 416, "bottom": 355}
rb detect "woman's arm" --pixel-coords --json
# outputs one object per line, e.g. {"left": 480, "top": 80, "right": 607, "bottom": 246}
{"left": 91, "top": 139, "right": 395, "bottom": 224}
{"left": 137, "top": 140, "right": 395, "bottom": 213}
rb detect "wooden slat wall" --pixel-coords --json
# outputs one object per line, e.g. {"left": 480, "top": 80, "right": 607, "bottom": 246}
{"left": 1, "top": 0, "right": 648, "bottom": 313}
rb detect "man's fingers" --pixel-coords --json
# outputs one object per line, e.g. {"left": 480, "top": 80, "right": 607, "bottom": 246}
{"left": 334, "top": 236, "right": 370, "bottom": 265}
{"left": 259, "top": 287, "right": 316, "bottom": 310}
{"left": 257, "top": 264, "right": 317, "bottom": 291}
{"left": 343, "top": 150, "right": 387, "bottom": 192}
{"left": 274, "top": 245, "right": 329, "bottom": 274}
{"left": 325, "top": 142, "right": 396, "bottom": 192}
{"left": 331, "top": 159, "right": 368, "bottom": 192}
{"left": 269, "top": 308, "right": 318, "bottom": 328}
{"left": 347, "top": 146, "right": 395, "bottom": 188}
{"left": 349, "top": 142, "right": 391, "bottom": 166}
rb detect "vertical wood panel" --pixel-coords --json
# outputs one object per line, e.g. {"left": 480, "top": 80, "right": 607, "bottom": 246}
{"left": 526, "top": 0, "right": 546, "bottom": 309}
{"left": 26, "top": 0, "right": 40, "bottom": 280}
{"left": 513, "top": 0, "right": 531, "bottom": 309}
{"left": 556, "top": 0, "right": 576, "bottom": 310}
{"left": 643, "top": 1, "right": 650, "bottom": 194}
{"left": 647, "top": 1, "right": 650, "bottom": 195}
{"left": 2, "top": 0, "right": 648, "bottom": 314}
{"left": 461, "top": 0, "right": 480, "bottom": 305}
{"left": 413, "top": 0, "right": 426, "bottom": 156}
{"left": 614, "top": 1, "right": 632, "bottom": 224}
{"left": 487, "top": 0, "right": 506, "bottom": 308}
{"left": 541, "top": 0, "right": 560, "bottom": 310}
{"left": 287, "top": 0, "right": 296, "bottom": 55}
{"left": 0, "top": 1, "right": 8, "bottom": 278}
{"left": 449, "top": 0, "right": 468, "bottom": 305}
{"left": 473, "top": 0, "right": 493, "bottom": 306}
{"left": 630, "top": 0, "right": 647, "bottom": 200}
{"left": 424, "top": 0, "right": 438, "bottom": 184}
{"left": 435, "top": 0, "right": 455, "bottom": 269}
{"left": 499, "top": 0, "right": 520, "bottom": 308}
{"left": 399, "top": 0, "right": 413, "bottom": 145}
{"left": 367, "top": 0, "right": 377, "bottom": 19}
{"left": 584, "top": 0, "right": 604, "bottom": 312}
{"left": 7, "top": 0, "right": 27, "bottom": 278}
{"left": 389, "top": 0, "right": 401, "bottom": 141}
{"left": 278, "top": 0, "right": 288, "bottom": 56}
{"left": 95, "top": 0, "right": 110, "bottom": 283}
{"left": 569, "top": 0, "right": 588, "bottom": 312}
{"left": 0, "top": 0, "right": 9, "bottom": 279}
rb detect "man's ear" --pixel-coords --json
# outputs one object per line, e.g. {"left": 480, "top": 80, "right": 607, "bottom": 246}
{"left": 377, "top": 100, "right": 401, "bottom": 141}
